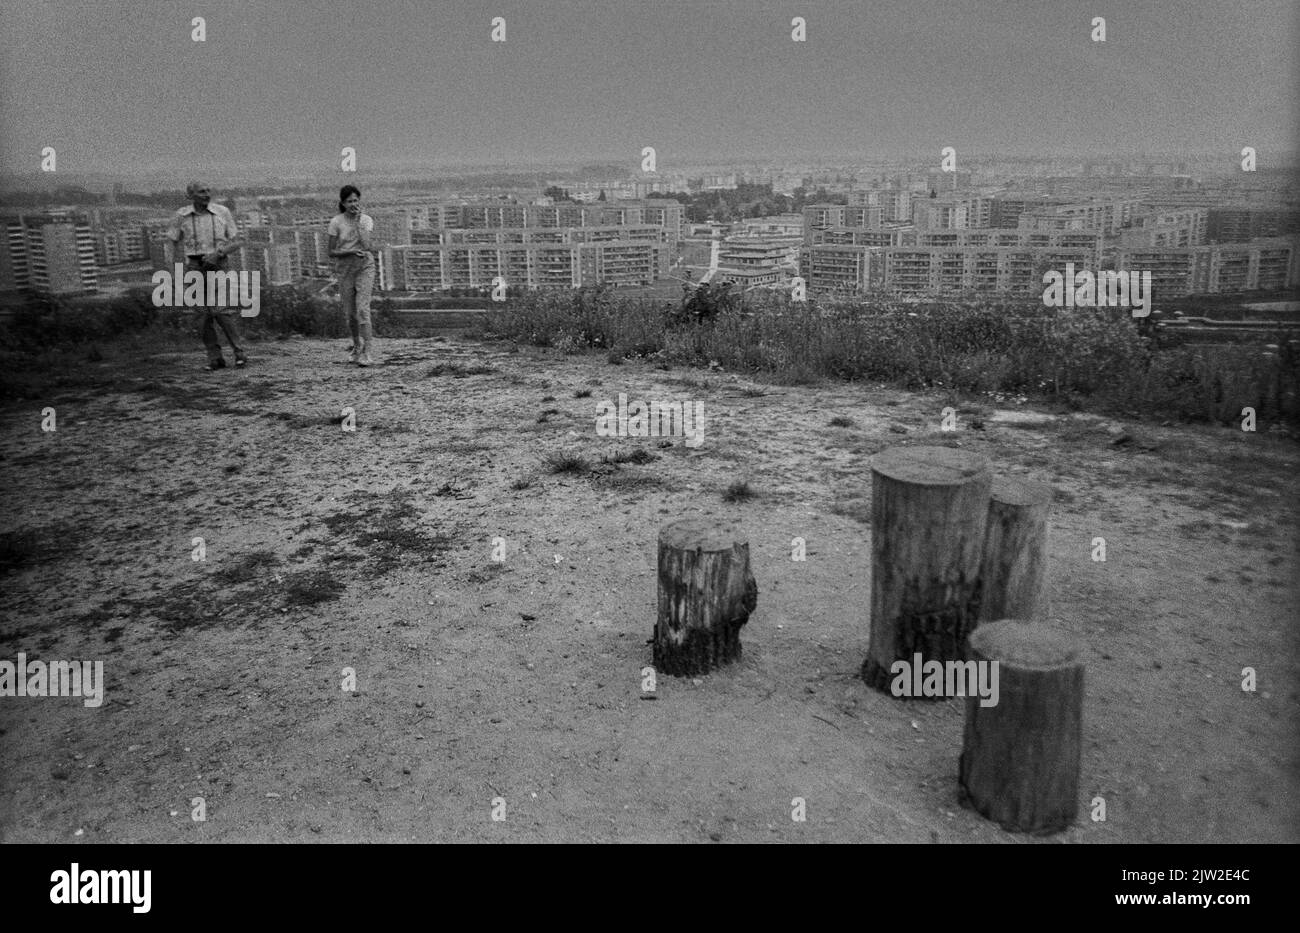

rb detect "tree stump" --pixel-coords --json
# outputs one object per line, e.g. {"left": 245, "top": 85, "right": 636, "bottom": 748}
{"left": 958, "top": 620, "right": 1084, "bottom": 834}
{"left": 977, "top": 477, "right": 1052, "bottom": 625}
{"left": 654, "top": 519, "right": 758, "bottom": 676}
{"left": 862, "top": 446, "right": 992, "bottom": 693}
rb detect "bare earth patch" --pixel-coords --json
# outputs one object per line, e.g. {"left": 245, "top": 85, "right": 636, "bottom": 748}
{"left": 1, "top": 335, "right": 1296, "bottom": 843}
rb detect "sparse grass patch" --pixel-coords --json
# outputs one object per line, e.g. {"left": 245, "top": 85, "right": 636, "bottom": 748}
{"left": 544, "top": 451, "right": 591, "bottom": 475}
{"left": 0, "top": 524, "right": 76, "bottom": 575}
{"left": 319, "top": 488, "right": 454, "bottom": 573}
{"left": 282, "top": 570, "right": 346, "bottom": 607}
{"left": 829, "top": 416, "right": 856, "bottom": 428}
{"left": 722, "top": 480, "right": 755, "bottom": 503}
{"left": 0, "top": 529, "right": 42, "bottom": 575}
{"left": 573, "top": 388, "right": 593, "bottom": 398}
{"left": 464, "top": 563, "right": 508, "bottom": 585}
{"left": 360, "top": 524, "right": 453, "bottom": 558}
{"left": 212, "top": 549, "right": 280, "bottom": 586}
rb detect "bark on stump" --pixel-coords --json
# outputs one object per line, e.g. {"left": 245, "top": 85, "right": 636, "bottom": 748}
{"left": 654, "top": 519, "right": 758, "bottom": 677}
{"left": 958, "top": 620, "right": 1084, "bottom": 834}
{"left": 977, "top": 477, "right": 1052, "bottom": 625}
{"left": 862, "top": 446, "right": 992, "bottom": 693}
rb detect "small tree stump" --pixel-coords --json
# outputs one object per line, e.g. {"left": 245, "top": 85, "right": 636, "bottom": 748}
{"left": 977, "top": 477, "right": 1052, "bottom": 625}
{"left": 958, "top": 620, "right": 1084, "bottom": 834}
{"left": 654, "top": 519, "right": 757, "bottom": 676}
{"left": 862, "top": 446, "right": 992, "bottom": 693}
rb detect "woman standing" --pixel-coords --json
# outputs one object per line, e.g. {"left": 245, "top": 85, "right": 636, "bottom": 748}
{"left": 328, "top": 185, "right": 377, "bottom": 366}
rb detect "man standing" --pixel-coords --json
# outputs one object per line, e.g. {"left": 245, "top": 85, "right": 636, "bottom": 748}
{"left": 165, "top": 181, "right": 246, "bottom": 370}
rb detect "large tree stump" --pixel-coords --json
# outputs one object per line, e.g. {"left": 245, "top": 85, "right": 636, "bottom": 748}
{"left": 958, "top": 620, "right": 1084, "bottom": 834}
{"left": 654, "top": 519, "right": 757, "bottom": 676}
{"left": 977, "top": 477, "right": 1052, "bottom": 625}
{"left": 862, "top": 446, "right": 992, "bottom": 693}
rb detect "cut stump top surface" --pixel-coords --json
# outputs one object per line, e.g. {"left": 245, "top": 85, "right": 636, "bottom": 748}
{"left": 969, "top": 620, "right": 1081, "bottom": 669}
{"left": 871, "top": 445, "right": 991, "bottom": 485}
{"left": 659, "top": 518, "right": 747, "bottom": 552}
{"left": 991, "top": 475, "right": 1054, "bottom": 507}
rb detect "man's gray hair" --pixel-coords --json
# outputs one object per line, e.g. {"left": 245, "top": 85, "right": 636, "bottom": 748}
{"left": 186, "top": 181, "right": 209, "bottom": 197}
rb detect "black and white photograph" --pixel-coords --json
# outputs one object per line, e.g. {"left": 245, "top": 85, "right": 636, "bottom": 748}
{"left": 0, "top": 0, "right": 1296, "bottom": 883}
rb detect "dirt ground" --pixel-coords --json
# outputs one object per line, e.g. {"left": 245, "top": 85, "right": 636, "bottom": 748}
{"left": 1, "top": 332, "right": 1297, "bottom": 843}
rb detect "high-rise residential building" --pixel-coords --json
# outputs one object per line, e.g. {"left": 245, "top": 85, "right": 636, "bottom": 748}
{"left": 147, "top": 232, "right": 170, "bottom": 271}
{"left": 801, "top": 233, "right": 1098, "bottom": 297}
{"left": 990, "top": 194, "right": 1064, "bottom": 228}
{"left": 799, "top": 245, "right": 868, "bottom": 295}
{"left": 95, "top": 232, "right": 122, "bottom": 267}
{"left": 736, "top": 214, "right": 804, "bottom": 236}
{"left": 388, "top": 226, "right": 662, "bottom": 291}
{"left": 460, "top": 203, "right": 530, "bottom": 229}
{"left": 847, "top": 188, "right": 912, "bottom": 222}
{"left": 1015, "top": 198, "right": 1142, "bottom": 235}
{"left": 293, "top": 229, "right": 331, "bottom": 277}
{"left": 910, "top": 194, "right": 992, "bottom": 230}
{"left": 229, "top": 198, "right": 685, "bottom": 290}
{"left": 1206, "top": 208, "right": 1300, "bottom": 243}
{"left": 811, "top": 225, "right": 913, "bottom": 248}
{"left": 2, "top": 212, "right": 98, "bottom": 295}
{"left": 0, "top": 216, "right": 25, "bottom": 292}
{"left": 699, "top": 173, "right": 737, "bottom": 190}
{"left": 93, "top": 224, "right": 150, "bottom": 266}
{"left": 714, "top": 240, "right": 797, "bottom": 288}
{"left": 1116, "top": 208, "right": 1207, "bottom": 248}
{"left": 234, "top": 227, "right": 301, "bottom": 285}
{"left": 841, "top": 206, "right": 884, "bottom": 228}
{"left": 802, "top": 204, "right": 846, "bottom": 244}
{"left": 1115, "top": 238, "right": 1299, "bottom": 296}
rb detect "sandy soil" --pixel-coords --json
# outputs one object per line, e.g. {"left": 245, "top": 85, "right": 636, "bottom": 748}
{"left": 1, "top": 332, "right": 1297, "bottom": 843}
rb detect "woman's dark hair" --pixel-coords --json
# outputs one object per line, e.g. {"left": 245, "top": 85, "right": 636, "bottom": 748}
{"left": 338, "top": 185, "right": 361, "bottom": 213}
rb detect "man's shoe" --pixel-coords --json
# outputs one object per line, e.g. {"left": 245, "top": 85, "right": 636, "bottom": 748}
{"left": 206, "top": 358, "right": 226, "bottom": 371}
{"left": 234, "top": 356, "right": 247, "bottom": 368}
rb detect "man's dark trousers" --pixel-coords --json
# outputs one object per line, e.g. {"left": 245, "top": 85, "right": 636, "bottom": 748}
{"left": 188, "top": 255, "right": 246, "bottom": 365}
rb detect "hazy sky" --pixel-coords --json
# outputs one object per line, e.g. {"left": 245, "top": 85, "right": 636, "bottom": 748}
{"left": 1, "top": 0, "right": 1296, "bottom": 175}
